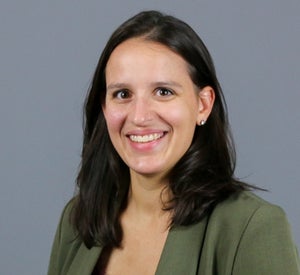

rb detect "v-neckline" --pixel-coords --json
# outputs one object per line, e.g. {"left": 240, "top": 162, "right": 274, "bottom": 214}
{"left": 66, "top": 217, "right": 207, "bottom": 275}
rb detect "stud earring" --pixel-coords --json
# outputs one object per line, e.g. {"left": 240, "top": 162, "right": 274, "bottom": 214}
{"left": 199, "top": 120, "right": 206, "bottom": 126}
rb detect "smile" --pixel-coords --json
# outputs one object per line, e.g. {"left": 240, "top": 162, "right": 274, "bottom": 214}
{"left": 129, "top": 133, "right": 165, "bottom": 143}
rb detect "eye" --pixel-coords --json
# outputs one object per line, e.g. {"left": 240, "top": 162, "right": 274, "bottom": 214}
{"left": 113, "top": 89, "right": 130, "bottom": 99}
{"left": 156, "top": 87, "right": 174, "bottom": 96}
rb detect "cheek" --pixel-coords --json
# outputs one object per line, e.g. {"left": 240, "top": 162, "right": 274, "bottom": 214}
{"left": 164, "top": 102, "right": 198, "bottom": 128}
{"left": 103, "top": 106, "right": 126, "bottom": 133}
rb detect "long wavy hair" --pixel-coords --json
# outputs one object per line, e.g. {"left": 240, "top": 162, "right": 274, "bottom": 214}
{"left": 72, "top": 10, "right": 250, "bottom": 249}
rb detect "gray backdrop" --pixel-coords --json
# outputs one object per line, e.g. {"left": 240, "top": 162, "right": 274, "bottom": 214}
{"left": 0, "top": 0, "right": 299, "bottom": 274}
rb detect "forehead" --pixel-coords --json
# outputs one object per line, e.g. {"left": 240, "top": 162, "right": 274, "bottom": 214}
{"left": 105, "top": 38, "right": 191, "bottom": 82}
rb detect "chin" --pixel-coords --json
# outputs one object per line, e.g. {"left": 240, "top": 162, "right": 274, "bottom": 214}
{"left": 129, "top": 164, "right": 167, "bottom": 178}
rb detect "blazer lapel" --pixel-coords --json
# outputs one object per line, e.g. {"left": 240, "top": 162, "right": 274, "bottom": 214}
{"left": 66, "top": 244, "right": 102, "bottom": 275}
{"left": 155, "top": 217, "right": 208, "bottom": 275}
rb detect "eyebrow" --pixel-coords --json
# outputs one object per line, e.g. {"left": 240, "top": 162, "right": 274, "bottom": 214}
{"left": 106, "top": 81, "right": 183, "bottom": 91}
{"left": 106, "top": 83, "right": 128, "bottom": 91}
{"left": 151, "top": 81, "right": 183, "bottom": 88}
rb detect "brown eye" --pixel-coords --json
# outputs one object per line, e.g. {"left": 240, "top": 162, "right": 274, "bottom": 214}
{"left": 156, "top": 87, "right": 173, "bottom": 96}
{"left": 114, "top": 89, "right": 130, "bottom": 99}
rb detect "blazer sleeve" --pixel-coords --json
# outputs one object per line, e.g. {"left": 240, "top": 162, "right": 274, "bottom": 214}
{"left": 232, "top": 204, "right": 300, "bottom": 275}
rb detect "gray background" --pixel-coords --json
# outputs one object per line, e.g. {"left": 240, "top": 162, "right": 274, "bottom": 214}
{"left": 0, "top": 0, "right": 299, "bottom": 274}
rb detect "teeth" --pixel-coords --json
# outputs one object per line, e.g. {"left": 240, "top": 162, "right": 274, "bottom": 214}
{"left": 129, "top": 133, "right": 163, "bottom": 143}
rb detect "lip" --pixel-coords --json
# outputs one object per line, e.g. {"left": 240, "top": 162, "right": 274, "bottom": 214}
{"left": 125, "top": 130, "right": 168, "bottom": 150}
{"left": 128, "top": 132, "right": 165, "bottom": 143}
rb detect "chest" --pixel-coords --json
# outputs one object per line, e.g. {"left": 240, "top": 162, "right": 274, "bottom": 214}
{"left": 95, "top": 228, "right": 169, "bottom": 275}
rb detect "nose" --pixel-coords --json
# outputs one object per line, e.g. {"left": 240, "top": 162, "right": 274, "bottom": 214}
{"left": 129, "top": 96, "right": 153, "bottom": 126}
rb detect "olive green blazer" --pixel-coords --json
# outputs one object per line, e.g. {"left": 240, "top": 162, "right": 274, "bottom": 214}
{"left": 48, "top": 192, "right": 300, "bottom": 275}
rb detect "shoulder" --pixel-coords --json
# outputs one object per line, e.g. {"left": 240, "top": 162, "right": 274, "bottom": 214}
{"left": 207, "top": 191, "right": 293, "bottom": 251}
{"left": 204, "top": 191, "right": 285, "bottom": 248}
{"left": 48, "top": 198, "right": 83, "bottom": 275}
{"left": 55, "top": 197, "right": 78, "bottom": 244}
{"left": 212, "top": 191, "right": 285, "bottom": 226}
{"left": 203, "top": 191, "right": 300, "bottom": 274}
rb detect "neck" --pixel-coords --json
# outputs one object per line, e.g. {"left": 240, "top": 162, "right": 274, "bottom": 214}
{"left": 126, "top": 171, "right": 172, "bottom": 220}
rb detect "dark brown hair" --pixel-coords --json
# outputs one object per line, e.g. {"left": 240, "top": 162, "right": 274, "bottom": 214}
{"left": 72, "top": 10, "right": 250, "bottom": 248}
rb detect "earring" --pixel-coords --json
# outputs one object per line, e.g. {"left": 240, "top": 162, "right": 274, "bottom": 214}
{"left": 199, "top": 120, "right": 206, "bottom": 126}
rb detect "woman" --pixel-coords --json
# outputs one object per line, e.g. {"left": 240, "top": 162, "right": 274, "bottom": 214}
{"left": 48, "top": 10, "right": 300, "bottom": 275}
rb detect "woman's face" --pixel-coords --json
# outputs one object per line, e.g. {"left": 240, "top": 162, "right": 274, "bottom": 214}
{"left": 103, "top": 38, "right": 213, "bottom": 179}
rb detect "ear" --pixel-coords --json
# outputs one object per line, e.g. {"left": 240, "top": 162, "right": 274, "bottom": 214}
{"left": 196, "top": 86, "right": 215, "bottom": 125}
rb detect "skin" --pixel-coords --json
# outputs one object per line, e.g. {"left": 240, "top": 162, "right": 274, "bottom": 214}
{"left": 104, "top": 38, "right": 214, "bottom": 183}
{"left": 101, "top": 37, "right": 215, "bottom": 274}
